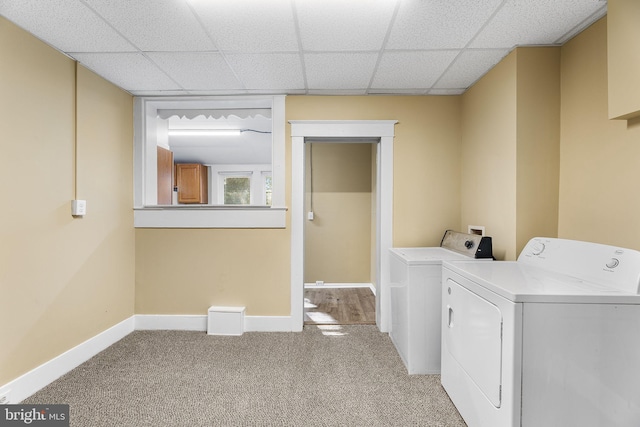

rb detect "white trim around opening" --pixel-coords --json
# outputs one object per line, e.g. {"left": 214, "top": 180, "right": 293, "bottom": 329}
{"left": 289, "top": 120, "right": 396, "bottom": 333}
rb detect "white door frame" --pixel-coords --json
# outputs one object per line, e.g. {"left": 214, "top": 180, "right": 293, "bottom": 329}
{"left": 290, "top": 120, "right": 396, "bottom": 332}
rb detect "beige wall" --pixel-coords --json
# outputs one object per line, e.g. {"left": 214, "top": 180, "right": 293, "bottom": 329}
{"left": 7, "top": 8, "right": 637, "bottom": 394}
{"left": 135, "top": 229, "right": 291, "bottom": 315}
{"left": 461, "top": 47, "right": 560, "bottom": 260}
{"left": 135, "top": 96, "right": 462, "bottom": 316}
{"left": 559, "top": 17, "right": 640, "bottom": 250}
{"left": 461, "top": 52, "right": 518, "bottom": 260}
{"left": 516, "top": 48, "right": 561, "bottom": 256}
{"left": 288, "top": 96, "right": 463, "bottom": 248}
{"left": 0, "top": 17, "right": 134, "bottom": 385}
{"left": 304, "top": 143, "right": 373, "bottom": 283}
{"left": 461, "top": 17, "right": 640, "bottom": 258}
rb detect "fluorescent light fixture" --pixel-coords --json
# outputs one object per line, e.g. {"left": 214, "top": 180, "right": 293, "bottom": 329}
{"left": 168, "top": 129, "right": 241, "bottom": 136}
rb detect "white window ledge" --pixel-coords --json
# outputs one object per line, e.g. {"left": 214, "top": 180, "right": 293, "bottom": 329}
{"left": 134, "top": 206, "right": 287, "bottom": 228}
{"left": 133, "top": 95, "right": 286, "bottom": 229}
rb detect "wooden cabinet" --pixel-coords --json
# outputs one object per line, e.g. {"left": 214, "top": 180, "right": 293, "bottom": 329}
{"left": 157, "top": 146, "right": 174, "bottom": 205}
{"left": 176, "top": 163, "right": 208, "bottom": 204}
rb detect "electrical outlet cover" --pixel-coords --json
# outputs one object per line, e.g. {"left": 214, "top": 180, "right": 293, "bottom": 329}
{"left": 71, "top": 199, "right": 87, "bottom": 216}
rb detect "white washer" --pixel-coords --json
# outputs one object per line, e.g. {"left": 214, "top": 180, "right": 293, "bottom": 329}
{"left": 441, "top": 237, "right": 640, "bottom": 427}
{"left": 389, "top": 230, "right": 493, "bottom": 374}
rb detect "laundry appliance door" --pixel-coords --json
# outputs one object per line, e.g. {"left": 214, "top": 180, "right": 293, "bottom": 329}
{"left": 444, "top": 278, "right": 502, "bottom": 406}
{"left": 441, "top": 267, "right": 522, "bottom": 427}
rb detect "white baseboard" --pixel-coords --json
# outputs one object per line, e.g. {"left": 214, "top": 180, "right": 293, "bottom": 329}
{"left": 135, "top": 314, "right": 207, "bottom": 331}
{"left": 135, "top": 314, "right": 294, "bottom": 332}
{"left": 304, "top": 282, "right": 376, "bottom": 295}
{"left": 0, "top": 316, "right": 135, "bottom": 404}
{"left": 2, "top": 314, "right": 295, "bottom": 403}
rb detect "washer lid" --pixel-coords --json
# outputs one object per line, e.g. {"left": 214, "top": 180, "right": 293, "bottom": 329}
{"left": 389, "top": 247, "right": 475, "bottom": 265}
{"left": 442, "top": 260, "right": 640, "bottom": 304}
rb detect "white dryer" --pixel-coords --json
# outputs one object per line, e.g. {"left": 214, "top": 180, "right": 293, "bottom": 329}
{"left": 441, "top": 237, "right": 640, "bottom": 427}
{"left": 389, "top": 230, "right": 493, "bottom": 374}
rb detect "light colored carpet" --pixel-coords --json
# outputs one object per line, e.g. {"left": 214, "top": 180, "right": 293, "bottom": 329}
{"left": 23, "top": 325, "right": 466, "bottom": 426}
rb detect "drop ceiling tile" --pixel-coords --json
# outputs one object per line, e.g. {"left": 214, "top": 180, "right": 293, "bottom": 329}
{"left": 296, "top": 0, "right": 398, "bottom": 51}
{"left": 368, "top": 89, "right": 428, "bottom": 95}
{"left": 304, "top": 53, "right": 379, "bottom": 90}
{"left": 225, "top": 53, "right": 305, "bottom": 91}
{"left": 72, "top": 53, "right": 181, "bottom": 91}
{"left": 428, "top": 88, "right": 466, "bottom": 96}
{"left": 0, "top": 0, "right": 135, "bottom": 52}
{"left": 232, "top": 89, "right": 307, "bottom": 95}
{"left": 132, "top": 90, "right": 191, "bottom": 96}
{"left": 1, "top": 0, "right": 609, "bottom": 96}
{"left": 83, "top": 0, "right": 215, "bottom": 51}
{"left": 185, "top": 90, "right": 249, "bottom": 96}
{"left": 434, "top": 49, "right": 510, "bottom": 90}
{"left": 189, "top": 0, "right": 298, "bottom": 52}
{"left": 386, "top": 0, "right": 502, "bottom": 50}
{"left": 470, "top": 0, "right": 606, "bottom": 48}
{"left": 307, "top": 89, "right": 368, "bottom": 95}
{"left": 372, "top": 51, "right": 459, "bottom": 89}
{"left": 146, "top": 52, "right": 242, "bottom": 90}
{"left": 555, "top": 5, "right": 607, "bottom": 44}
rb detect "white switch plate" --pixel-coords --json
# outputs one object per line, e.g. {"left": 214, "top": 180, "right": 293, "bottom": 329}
{"left": 71, "top": 199, "right": 87, "bottom": 216}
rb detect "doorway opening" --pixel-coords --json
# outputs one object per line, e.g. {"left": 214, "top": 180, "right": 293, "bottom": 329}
{"left": 303, "top": 141, "right": 377, "bottom": 325}
{"left": 304, "top": 287, "right": 376, "bottom": 325}
{"left": 290, "top": 120, "right": 396, "bottom": 332}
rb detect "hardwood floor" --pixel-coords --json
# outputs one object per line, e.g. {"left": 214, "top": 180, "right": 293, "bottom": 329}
{"left": 304, "top": 287, "right": 376, "bottom": 325}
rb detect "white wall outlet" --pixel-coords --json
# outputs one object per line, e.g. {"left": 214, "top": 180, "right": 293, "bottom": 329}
{"left": 468, "top": 225, "right": 485, "bottom": 236}
{"left": 0, "top": 389, "right": 11, "bottom": 404}
{"left": 71, "top": 199, "right": 87, "bottom": 216}
{"left": 307, "top": 211, "right": 314, "bottom": 221}
{"left": 315, "top": 280, "right": 324, "bottom": 286}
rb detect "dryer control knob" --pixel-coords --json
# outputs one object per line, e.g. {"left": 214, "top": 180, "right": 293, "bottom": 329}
{"left": 606, "top": 258, "right": 619, "bottom": 269}
{"left": 531, "top": 242, "right": 546, "bottom": 256}
{"left": 464, "top": 240, "right": 474, "bottom": 249}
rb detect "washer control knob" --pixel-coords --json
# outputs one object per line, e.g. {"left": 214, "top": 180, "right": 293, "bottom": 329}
{"left": 606, "top": 258, "right": 619, "bottom": 269}
{"left": 531, "top": 242, "right": 546, "bottom": 256}
{"left": 464, "top": 240, "right": 474, "bottom": 249}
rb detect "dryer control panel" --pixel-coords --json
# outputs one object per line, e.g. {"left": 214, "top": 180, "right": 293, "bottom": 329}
{"left": 440, "top": 230, "right": 493, "bottom": 259}
{"left": 519, "top": 237, "right": 640, "bottom": 294}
